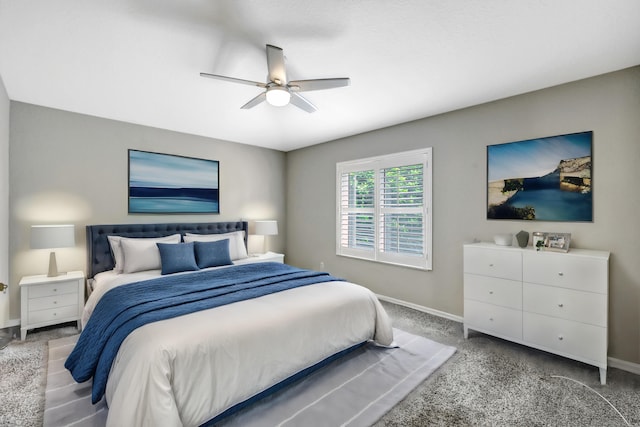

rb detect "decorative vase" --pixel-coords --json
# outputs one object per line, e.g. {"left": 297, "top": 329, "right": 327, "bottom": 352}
{"left": 516, "top": 230, "right": 529, "bottom": 248}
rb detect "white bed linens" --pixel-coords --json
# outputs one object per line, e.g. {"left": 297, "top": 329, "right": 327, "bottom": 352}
{"left": 83, "top": 266, "right": 393, "bottom": 427}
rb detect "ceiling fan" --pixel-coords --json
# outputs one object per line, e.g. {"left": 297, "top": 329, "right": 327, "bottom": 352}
{"left": 200, "top": 44, "right": 350, "bottom": 113}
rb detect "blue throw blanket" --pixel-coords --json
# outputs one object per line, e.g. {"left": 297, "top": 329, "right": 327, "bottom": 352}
{"left": 65, "top": 262, "right": 342, "bottom": 403}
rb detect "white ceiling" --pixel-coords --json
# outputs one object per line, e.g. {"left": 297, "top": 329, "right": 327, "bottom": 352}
{"left": 1, "top": 1, "right": 639, "bottom": 152}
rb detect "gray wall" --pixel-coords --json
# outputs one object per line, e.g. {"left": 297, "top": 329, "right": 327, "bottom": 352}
{"left": 0, "top": 75, "right": 9, "bottom": 326}
{"left": 286, "top": 66, "right": 640, "bottom": 364}
{"left": 8, "top": 102, "right": 286, "bottom": 320}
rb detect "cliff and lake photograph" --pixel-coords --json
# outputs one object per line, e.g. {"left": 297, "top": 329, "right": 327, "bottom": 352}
{"left": 487, "top": 131, "right": 593, "bottom": 221}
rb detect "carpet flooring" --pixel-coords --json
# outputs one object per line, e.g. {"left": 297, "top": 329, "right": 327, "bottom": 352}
{"left": 375, "top": 301, "right": 640, "bottom": 426}
{"left": 2, "top": 303, "right": 640, "bottom": 426}
{"left": 44, "top": 328, "right": 455, "bottom": 426}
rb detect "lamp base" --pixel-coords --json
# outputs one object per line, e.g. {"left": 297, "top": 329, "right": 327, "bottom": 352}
{"left": 47, "top": 252, "right": 67, "bottom": 277}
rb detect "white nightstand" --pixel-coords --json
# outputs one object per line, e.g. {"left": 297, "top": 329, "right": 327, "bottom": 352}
{"left": 255, "top": 252, "right": 285, "bottom": 263}
{"left": 19, "top": 270, "right": 85, "bottom": 340}
{"left": 235, "top": 252, "right": 285, "bottom": 265}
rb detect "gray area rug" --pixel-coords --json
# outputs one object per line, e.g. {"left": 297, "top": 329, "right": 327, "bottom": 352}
{"left": 44, "top": 328, "right": 455, "bottom": 426}
{"left": 0, "top": 336, "right": 47, "bottom": 426}
{"left": 45, "top": 335, "right": 107, "bottom": 426}
{"left": 0, "top": 325, "right": 78, "bottom": 427}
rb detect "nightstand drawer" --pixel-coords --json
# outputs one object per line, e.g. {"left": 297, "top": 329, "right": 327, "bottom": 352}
{"left": 28, "top": 304, "right": 78, "bottom": 325}
{"left": 29, "top": 292, "right": 78, "bottom": 312}
{"left": 28, "top": 281, "right": 77, "bottom": 298}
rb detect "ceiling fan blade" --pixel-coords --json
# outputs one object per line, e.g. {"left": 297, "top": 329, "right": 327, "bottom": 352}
{"left": 200, "top": 72, "right": 267, "bottom": 88}
{"left": 240, "top": 92, "right": 267, "bottom": 109}
{"left": 288, "top": 78, "right": 351, "bottom": 92}
{"left": 266, "top": 44, "right": 287, "bottom": 85}
{"left": 289, "top": 93, "right": 317, "bottom": 113}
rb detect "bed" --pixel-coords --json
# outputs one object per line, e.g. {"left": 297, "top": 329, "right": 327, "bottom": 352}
{"left": 66, "top": 221, "right": 394, "bottom": 427}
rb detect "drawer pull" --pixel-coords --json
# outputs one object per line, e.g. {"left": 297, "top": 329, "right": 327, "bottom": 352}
{"left": 489, "top": 291, "right": 494, "bottom": 295}
{"left": 558, "top": 272, "right": 564, "bottom": 277}
{"left": 489, "top": 263, "right": 494, "bottom": 267}
{"left": 558, "top": 335, "right": 563, "bottom": 341}
{"left": 558, "top": 303, "right": 564, "bottom": 308}
{"left": 53, "top": 288, "right": 58, "bottom": 292}
{"left": 53, "top": 301, "right": 58, "bottom": 305}
{"left": 489, "top": 317, "right": 494, "bottom": 321}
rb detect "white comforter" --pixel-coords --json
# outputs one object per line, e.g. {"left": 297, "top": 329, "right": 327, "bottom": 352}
{"left": 84, "top": 265, "right": 394, "bottom": 427}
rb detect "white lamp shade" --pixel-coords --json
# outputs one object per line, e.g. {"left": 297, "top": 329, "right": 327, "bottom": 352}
{"left": 30, "top": 225, "right": 75, "bottom": 249}
{"left": 265, "top": 87, "right": 290, "bottom": 107}
{"left": 254, "top": 220, "right": 278, "bottom": 236}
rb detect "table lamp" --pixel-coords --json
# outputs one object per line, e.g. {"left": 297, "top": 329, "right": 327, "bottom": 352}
{"left": 30, "top": 224, "right": 75, "bottom": 277}
{"left": 254, "top": 220, "right": 278, "bottom": 254}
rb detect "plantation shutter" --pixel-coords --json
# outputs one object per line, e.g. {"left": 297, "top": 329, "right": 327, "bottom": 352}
{"left": 379, "top": 163, "right": 424, "bottom": 256}
{"left": 336, "top": 148, "right": 432, "bottom": 270}
{"left": 339, "top": 169, "right": 375, "bottom": 253}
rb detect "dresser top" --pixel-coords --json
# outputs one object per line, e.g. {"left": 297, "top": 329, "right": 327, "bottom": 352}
{"left": 464, "top": 242, "right": 610, "bottom": 259}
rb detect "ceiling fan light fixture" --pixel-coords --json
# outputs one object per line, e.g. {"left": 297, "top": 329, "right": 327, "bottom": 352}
{"left": 266, "top": 86, "right": 291, "bottom": 107}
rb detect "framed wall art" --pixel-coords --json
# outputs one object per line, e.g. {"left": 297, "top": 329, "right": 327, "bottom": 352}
{"left": 487, "top": 131, "right": 593, "bottom": 222}
{"left": 128, "top": 149, "right": 220, "bottom": 214}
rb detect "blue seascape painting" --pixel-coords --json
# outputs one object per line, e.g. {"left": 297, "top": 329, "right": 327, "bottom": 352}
{"left": 487, "top": 131, "right": 592, "bottom": 222}
{"left": 128, "top": 150, "right": 219, "bottom": 213}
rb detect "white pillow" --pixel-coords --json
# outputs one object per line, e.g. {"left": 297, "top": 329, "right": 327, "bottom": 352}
{"left": 184, "top": 231, "right": 248, "bottom": 261}
{"left": 112, "top": 234, "right": 181, "bottom": 274}
{"left": 107, "top": 235, "right": 126, "bottom": 273}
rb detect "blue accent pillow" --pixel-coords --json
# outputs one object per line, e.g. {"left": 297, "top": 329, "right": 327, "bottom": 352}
{"left": 157, "top": 242, "right": 199, "bottom": 275}
{"left": 194, "top": 239, "right": 233, "bottom": 269}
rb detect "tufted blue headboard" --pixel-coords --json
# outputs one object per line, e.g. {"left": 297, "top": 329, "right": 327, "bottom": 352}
{"left": 86, "top": 221, "right": 248, "bottom": 278}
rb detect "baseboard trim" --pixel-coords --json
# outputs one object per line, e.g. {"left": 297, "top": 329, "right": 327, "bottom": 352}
{"left": 1, "top": 318, "right": 20, "bottom": 329}
{"left": 375, "top": 294, "right": 463, "bottom": 323}
{"left": 608, "top": 357, "right": 640, "bottom": 376}
{"left": 376, "top": 294, "right": 640, "bottom": 377}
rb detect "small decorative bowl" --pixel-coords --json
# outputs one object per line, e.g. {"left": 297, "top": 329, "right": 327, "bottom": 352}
{"left": 493, "top": 234, "right": 513, "bottom": 246}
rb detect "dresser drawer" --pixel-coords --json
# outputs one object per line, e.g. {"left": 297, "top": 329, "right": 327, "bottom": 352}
{"left": 464, "top": 246, "right": 522, "bottom": 281}
{"left": 28, "top": 281, "right": 78, "bottom": 299}
{"left": 464, "top": 274, "right": 522, "bottom": 310}
{"left": 27, "top": 304, "right": 78, "bottom": 325}
{"left": 523, "top": 283, "right": 607, "bottom": 327}
{"left": 464, "top": 299, "right": 522, "bottom": 340}
{"left": 28, "top": 292, "right": 78, "bottom": 312}
{"left": 522, "top": 252, "right": 607, "bottom": 293}
{"left": 523, "top": 312, "right": 607, "bottom": 365}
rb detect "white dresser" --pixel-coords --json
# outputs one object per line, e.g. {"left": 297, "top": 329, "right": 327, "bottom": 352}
{"left": 463, "top": 243, "right": 609, "bottom": 384}
{"left": 19, "top": 271, "right": 85, "bottom": 340}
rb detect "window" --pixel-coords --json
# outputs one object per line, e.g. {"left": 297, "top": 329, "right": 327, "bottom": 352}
{"left": 336, "top": 148, "right": 432, "bottom": 270}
